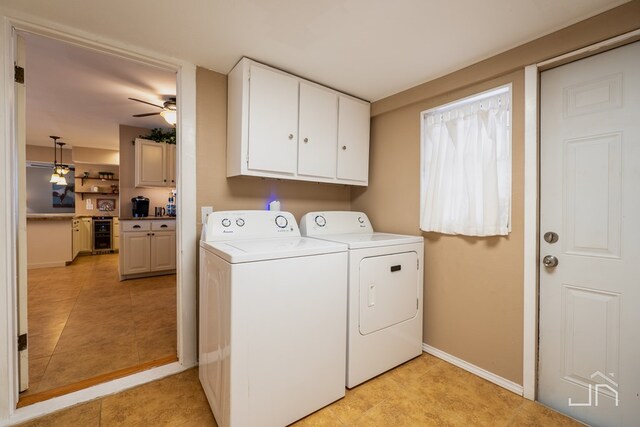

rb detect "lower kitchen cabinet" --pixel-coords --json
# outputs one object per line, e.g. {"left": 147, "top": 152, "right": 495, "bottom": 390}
{"left": 119, "top": 219, "right": 176, "bottom": 280}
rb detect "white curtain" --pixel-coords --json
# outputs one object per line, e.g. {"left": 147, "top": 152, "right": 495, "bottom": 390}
{"left": 420, "top": 89, "right": 511, "bottom": 236}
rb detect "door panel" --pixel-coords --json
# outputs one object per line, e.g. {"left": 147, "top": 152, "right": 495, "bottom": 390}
{"left": 337, "top": 96, "right": 370, "bottom": 182}
{"left": 359, "top": 251, "right": 418, "bottom": 335}
{"left": 539, "top": 41, "right": 640, "bottom": 427}
{"left": 122, "top": 233, "right": 150, "bottom": 274}
{"left": 150, "top": 231, "right": 176, "bottom": 271}
{"left": 298, "top": 83, "right": 338, "bottom": 178}
{"left": 248, "top": 65, "right": 298, "bottom": 174}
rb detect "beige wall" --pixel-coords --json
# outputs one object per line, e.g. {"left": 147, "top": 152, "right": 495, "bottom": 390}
{"left": 73, "top": 146, "right": 119, "bottom": 165}
{"left": 26, "top": 144, "right": 71, "bottom": 164}
{"left": 119, "top": 125, "right": 172, "bottom": 218}
{"left": 354, "top": 1, "right": 640, "bottom": 385}
{"left": 195, "top": 67, "right": 351, "bottom": 234}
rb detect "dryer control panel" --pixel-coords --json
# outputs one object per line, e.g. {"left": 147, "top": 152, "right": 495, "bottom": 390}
{"left": 205, "top": 210, "right": 299, "bottom": 242}
{"left": 300, "top": 211, "right": 374, "bottom": 236}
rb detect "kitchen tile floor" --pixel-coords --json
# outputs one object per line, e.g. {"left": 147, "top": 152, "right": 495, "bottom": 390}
{"left": 17, "top": 354, "right": 584, "bottom": 426}
{"left": 22, "top": 253, "right": 177, "bottom": 398}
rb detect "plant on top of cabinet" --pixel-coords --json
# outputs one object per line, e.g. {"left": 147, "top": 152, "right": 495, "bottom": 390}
{"left": 227, "top": 58, "right": 370, "bottom": 186}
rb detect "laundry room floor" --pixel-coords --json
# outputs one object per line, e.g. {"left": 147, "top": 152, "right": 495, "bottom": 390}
{"left": 16, "top": 353, "right": 584, "bottom": 426}
{"left": 22, "top": 253, "right": 177, "bottom": 403}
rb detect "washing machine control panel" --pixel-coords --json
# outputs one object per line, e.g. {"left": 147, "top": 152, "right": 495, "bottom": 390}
{"left": 300, "top": 211, "right": 374, "bottom": 236}
{"left": 205, "top": 211, "right": 299, "bottom": 241}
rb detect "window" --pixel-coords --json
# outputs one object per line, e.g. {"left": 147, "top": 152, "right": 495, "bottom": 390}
{"left": 420, "top": 86, "right": 511, "bottom": 236}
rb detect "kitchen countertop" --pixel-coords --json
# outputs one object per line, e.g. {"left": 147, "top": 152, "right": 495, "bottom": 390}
{"left": 27, "top": 214, "right": 75, "bottom": 221}
{"left": 119, "top": 216, "right": 177, "bottom": 221}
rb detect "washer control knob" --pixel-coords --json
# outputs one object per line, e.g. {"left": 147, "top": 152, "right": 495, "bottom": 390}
{"left": 357, "top": 216, "right": 365, "bottom": 224}
{"left": 221, "top": 218, "right": 231, "bottom": 228}
{"left": 236, "top": 218, "right": 245, "bottom": 227}
{"left": 275, "top": 215, "right": 288, "bottom": 229}
{"left": 315, "top": 215, "right": 326, "bottom": 227}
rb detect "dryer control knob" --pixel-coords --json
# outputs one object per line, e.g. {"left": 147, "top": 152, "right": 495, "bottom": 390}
{"left": 236, "top": 218, "right": 245, "bottom": 227}
{"left": 275, "top": 215, "right": 288, "bottom": 229}
{"left": 221, "top": 218, "right": 231, "bottom": 227}
{"left": 357, "top": 216, "right": 365, "bottom": 224}
{"left": 314, "top": 215, "right": 326, "bottom": 227}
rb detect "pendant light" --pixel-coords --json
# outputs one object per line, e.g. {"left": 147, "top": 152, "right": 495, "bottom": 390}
{"left": 55, "top": 141, "right": 69, "bottom": 185}
{"left": 49, "top": 135, "right": 61, "bottom": 183}
{"left": 49, "top": 136, "right": 70, "bottom": 185}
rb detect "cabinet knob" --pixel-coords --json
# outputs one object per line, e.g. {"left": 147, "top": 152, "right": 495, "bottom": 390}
{"left": 342, "top": 146, "right": 347, "bottom": 150}
{"left": 288, "top": 134, "right": 294, "bottom": 140}
{"left": 303, "top": 137, "right": 309, "bottom": 143}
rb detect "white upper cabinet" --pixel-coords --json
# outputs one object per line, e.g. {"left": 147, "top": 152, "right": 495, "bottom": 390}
{"left": 298, "top": 82, "right": 338, "bottom": 179}
{"left": 337, "top": 96, "right": 371, "bottom": 182}
{"left": 227, "top": 58, "right": 370, "bottom": 186}
{"left": 135, "top": 138, "right": 176, "bottom": 188}
{"left": 248, "top": 64, "right": 299, "bottom": 174}
{"left": 135, "top": 138, "right": 166, "bottom": 187}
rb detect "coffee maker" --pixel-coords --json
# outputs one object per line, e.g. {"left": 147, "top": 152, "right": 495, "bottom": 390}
{"left": 131, "top": 196, "right": 150, "bottom": 217}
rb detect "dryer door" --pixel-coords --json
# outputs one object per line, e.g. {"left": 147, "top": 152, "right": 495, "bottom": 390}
{"left": 359, "top": 251, "right": 419, "bottom": 335}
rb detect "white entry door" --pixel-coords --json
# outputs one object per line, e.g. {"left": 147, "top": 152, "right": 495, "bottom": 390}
{"left": 538, "top": 42, "right": 640, "bottom": 427}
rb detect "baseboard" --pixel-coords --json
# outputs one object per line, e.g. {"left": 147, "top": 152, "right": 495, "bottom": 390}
{"left": 27, "top": 261, "right": 66, "bottom": 269}
{"left": 422, "top": 343, "right": 524, "bottom": 396}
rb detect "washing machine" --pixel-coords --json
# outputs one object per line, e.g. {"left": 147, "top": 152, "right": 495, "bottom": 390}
{"left": 199, "top": 210, "right": 348, "bottom": 427}
{"left": 300, "top": 211, "right": 424, "bottom": 388}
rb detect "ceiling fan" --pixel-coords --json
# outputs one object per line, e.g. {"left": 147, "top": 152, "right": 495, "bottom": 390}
{"left": 129, "top": 96, "right": 177, "bottom": 125}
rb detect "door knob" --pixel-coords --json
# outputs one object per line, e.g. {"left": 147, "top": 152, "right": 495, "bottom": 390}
{"left": 543, "top": 255, "right": 559, "bottom": 268}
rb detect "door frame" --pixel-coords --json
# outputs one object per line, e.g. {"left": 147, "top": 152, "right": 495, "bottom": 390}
{"left": 522, "top": 29, "right": 640, "bottom": 400}
{"left": 0, "top": 14, "right": 198, "bottom": 424}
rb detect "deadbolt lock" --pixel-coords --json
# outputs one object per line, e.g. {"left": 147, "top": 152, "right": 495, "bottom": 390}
{"left": 544, "top": 231, "right": 559, "bottom": 244}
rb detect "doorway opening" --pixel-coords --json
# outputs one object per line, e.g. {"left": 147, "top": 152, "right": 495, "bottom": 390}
{"left": 17, "top": 31, "right": 179, "bottom": 406}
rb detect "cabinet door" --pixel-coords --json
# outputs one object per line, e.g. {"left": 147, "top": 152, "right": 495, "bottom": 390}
{"left": 72, "top": 224, "right": 79, "bottom": 259}
{"left": 248, "top": 65, "right": 299, "bottom": 174}
{"left": 112, "top": 218, "right": 120, "bottom": 251}
{"left": 150, "top": 231, "right": 176, "bottom": 271}
{"left": 298, "top": 82, "right": 338, "bottom": 179}
{"left": 80, "top": 218, "right": 92, "bottom": 252}
{"left": 166, "top": 143, "right": 176, "bottom": 187}
{"left": 122, "top": 232, "right": 151, "bottom": 274}
{"left": 135, "top": 139, "right": 167, "bottom": 187}
{"left": 337, "top": 96, "right": 370, "bottom": 183}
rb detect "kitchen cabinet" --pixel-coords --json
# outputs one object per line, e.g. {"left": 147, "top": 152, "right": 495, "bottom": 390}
{"left": 135, "top": 139, "right": 176, "bottom": 188}
{"left": 119, "top": 220, "right": 176, "bottom": 279}
{"left": 79, "top": 217, "right": 92, "bottom": 252}
{"left": 113, "top": 217, "right": 119, "bottom": 251}
{"left": 227, "top": 58, "right": 370, "bottom": 186}
{"left": 72, "top": 219, "right": 80, "bottom": 259}
{"left": 166, "top": 143, "right": 176, "bottom": 186}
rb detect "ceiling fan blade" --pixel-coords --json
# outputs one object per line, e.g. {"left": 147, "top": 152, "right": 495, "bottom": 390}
{"left": 133, "top": 112, "right": 161, "bottom": 117}
{"left": 128, "top": 97, "right": 163, "bottom": 109}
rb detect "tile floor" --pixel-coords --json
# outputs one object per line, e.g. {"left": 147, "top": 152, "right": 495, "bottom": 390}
{"left": 17, "top": 353, "right": 584, "bottom": 426}
{"left": 23, "top": 254, "right": 177, "bottom": 397}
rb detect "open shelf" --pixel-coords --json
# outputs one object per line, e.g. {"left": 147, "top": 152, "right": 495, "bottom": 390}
{"left": 76, "top": 176, "right": 119, "bottom": 186}
{"left": 77, "top": 191, "right": 119, "bottom": 200}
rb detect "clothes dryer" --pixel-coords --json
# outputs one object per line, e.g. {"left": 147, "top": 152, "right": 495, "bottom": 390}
{"left": 199, "top": 210, "right": 348, "bottom": 427}
{"left": 300, "top": 211, "right": 424, "bottom": 388}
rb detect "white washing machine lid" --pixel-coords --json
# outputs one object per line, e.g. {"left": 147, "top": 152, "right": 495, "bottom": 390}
{"left": 310, "top": 232, "right": 423, "bottom": 249}
{"left": 200, "top": 236, "right": 347, "bottom": 263}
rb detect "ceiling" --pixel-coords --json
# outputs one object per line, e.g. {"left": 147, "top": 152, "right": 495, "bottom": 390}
{"left": 23, "top": 33, "right": 176, "bottom": 150}
{"left": 3, "top": 0, "right": 628, "bottom": 149}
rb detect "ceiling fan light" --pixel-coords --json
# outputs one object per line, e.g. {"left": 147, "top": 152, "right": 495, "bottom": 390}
{"left": 160, "top": 110, "right": 177, "bottom": 126}
{"left": 50, "top": 173, "right": 60, "bottom": 183}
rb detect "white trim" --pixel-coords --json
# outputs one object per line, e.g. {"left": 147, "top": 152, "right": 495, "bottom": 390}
{"left": 522, "top": 29, "right": 640, "bottom": 405}
{"left": 522, "top": 64, "right": 539, "bottom": 400}
{"left": 27, "top": 262, "right": 67, "bottom": 269}
{"left": 422, "top": 343, "right": 524, "bottom": 396}
{"left": 4, "top": 361, "right": 195, "bottom": 426}
{"left": 0, "top": 12, "right": 198, "bottom": 424}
